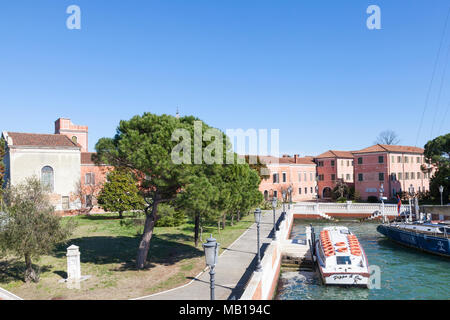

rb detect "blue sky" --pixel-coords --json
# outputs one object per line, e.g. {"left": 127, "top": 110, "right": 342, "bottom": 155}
{"left": 0, "top": 1, "right": 449, "bottom": 156}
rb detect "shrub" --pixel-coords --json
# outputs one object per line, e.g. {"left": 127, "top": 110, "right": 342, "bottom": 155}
{"left": 367, "top": 196, "right": 378, "bottom": 203}
{"left": 155, "top": 204, "right": 186, "bottom": 227}
{"left": 336, "top": 197, "right": 347, "bottom": 203}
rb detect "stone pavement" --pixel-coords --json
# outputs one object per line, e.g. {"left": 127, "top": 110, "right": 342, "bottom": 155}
{"left": 134, "top": 209, "right": 282, "bottom": 300}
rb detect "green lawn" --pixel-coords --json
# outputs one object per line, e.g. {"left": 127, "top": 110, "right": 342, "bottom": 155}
{"left": 0, "top": 212, "right": 254, "bottom": 300}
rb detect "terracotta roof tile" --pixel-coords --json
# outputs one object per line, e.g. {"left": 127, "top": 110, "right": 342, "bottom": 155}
{"left": 81, "top": 152, "right": 96, "bottom": 165}
{"left": 315, "top": 150, "right": 354, "bottom": 158}
{"left": 6, "top": 132, "right": 79, "bottom": 148}
{"left": 353, "top": 144, "right": 424, "bottom": 154}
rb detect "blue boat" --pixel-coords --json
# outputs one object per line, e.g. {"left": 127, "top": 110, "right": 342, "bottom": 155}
{"left": 377, "top": 222, "right": 450, "bottom": 258}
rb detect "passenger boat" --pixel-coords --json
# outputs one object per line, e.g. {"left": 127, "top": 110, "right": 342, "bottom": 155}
{"left": 314, "top": 226, "right": 370, "bottom": 287}
{"left": 377, "top": 221, "right": 450, "bottom": 257}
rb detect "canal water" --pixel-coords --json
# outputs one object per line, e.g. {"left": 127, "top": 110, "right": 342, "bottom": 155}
{"left": 276, "top": 219, "right": 450, "bottom": 300}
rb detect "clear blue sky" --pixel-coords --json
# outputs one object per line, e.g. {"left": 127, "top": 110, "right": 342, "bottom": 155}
{"left": 0, "top": 0, "right": 449, "bottom": 156}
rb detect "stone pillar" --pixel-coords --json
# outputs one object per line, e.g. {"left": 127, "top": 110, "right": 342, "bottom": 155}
{"left": 67, "top": 245, "right": 81, "bottom": 281}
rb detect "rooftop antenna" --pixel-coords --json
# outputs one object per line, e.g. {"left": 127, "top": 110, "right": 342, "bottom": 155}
{"left": 176, "top": 107, "right": 180, "bottom": 119}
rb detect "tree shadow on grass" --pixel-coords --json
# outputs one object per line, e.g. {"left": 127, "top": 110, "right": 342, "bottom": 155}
{"left": 0, "top": 258, "right": 52, "bottom": 284}
{"left": 52, "top": 234, "right": 204, "bottom": 272}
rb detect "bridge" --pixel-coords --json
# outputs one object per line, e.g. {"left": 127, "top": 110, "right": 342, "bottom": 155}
{"left": 292, "top": 202, "right": 410, "bottom": 220}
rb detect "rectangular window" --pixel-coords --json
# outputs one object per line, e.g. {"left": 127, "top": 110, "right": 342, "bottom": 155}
{"left": 298, "top": 172, "right": 301, "bottom": 182}
{"left": 411, "top": 172, "right": 415, "bottom": 180}
{"left": 331, "top": 160, "right": 335, "bottom": 166}
{"left": 405, "top": 156, "right": 409, "bottom": 163}
{"left": 85, "top": 172, "right": 96, "bottom": 186}
{"left": 273, "top": 190, "right": 278, "bottom": 198}
{"left": 341, "top": 160, "right": 344, "bottom": 166}
{"left": 273, "top": 173, "right": 279, "bottom": 183}
{"left": 391, "top": 173, "right": 396, "bottom": 181}
{"left": 398, "top": 156, "right": 401, "bottom": 163}
{"left": 304, "top": 172, "right": 307, "bottom": 181}
{"left": 62, "top": 196, "right": 70, "bottom": 210}
{"left": 331, "top": 174, "right": 336, "bottom": 181}
{"left": 346, "top": 174, "right": 350, "bottom": 180}
{"left": 378, "top": 156, "right": 384, "bottom": 163}
{"left": 405, "top": 172, "right": 409, "bottom": 180}
{"left": 391, "top": 156, "right": 395, "bottom": 163}
{"left": 282, "top": 172, "right": 287, "bottom": 183}
{"left": 347, "top": 160, "right": 350, "bottom": 166}
{"left": 417, "top": 172, "right": 421, "bottom": 179}
{"left": 310, "top": 172, "right": 313, "bottom": 181}
{"left": 358, "top": 157, "right": 363, "bottom": 164}
{"left": 416, "top": 157, "right": 420, "bottom": 163}
{"left": 298, "top": 188, "right": 301, "bottom": 194}
{"left": 398, "top": 172, "right": 402, "bottom": 180}
{"left": 305, "top": 187, "right": 307, "bottom": 194}
{"left": 311, "top": 187, "right": 313, "bottom": 193}
{"left": 379, "top": 173, "right": 384, "bottom": 181}
{"left": 358, "top": 173, "right": 363, "bottom": 181}
{"left": 85, "top": 195, "right": 93, "bottom": 208}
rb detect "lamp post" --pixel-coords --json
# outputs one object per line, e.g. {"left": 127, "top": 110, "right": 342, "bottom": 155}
{"left": 272, "top": 197, "right": 277, "bottom": 240}
{"left": 379, "top": 183, "right": 385, "bottom": 223}
{"left": 254, "top": 208, "right": 263, "bottom": 272}
{"left": 287, "top": 186, "right": 292, "bottom": 210}
{"left": 202, "top": 234, "right": 220, "bottom": 300}
{"left": 408, "top": 184, "right": 414, "bottom": 222}
{"left": 439, "top": 185, "right": 444, "bottom": 206}
{"left": 282, "top": 190, "right": 286, "bottom": 214}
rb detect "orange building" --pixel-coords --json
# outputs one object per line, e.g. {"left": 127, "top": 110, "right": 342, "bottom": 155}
{"left": 258, "top": 155, "right": 318, "bottom": 202}
{"left": 315, "top": 150, "right": 354, "bottom": 199}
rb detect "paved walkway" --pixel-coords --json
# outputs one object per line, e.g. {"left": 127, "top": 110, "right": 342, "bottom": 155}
{"left": 134, "top": 209, "right": 282, "bottom": 300}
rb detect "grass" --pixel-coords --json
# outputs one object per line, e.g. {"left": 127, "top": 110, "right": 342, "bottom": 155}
{"left": 0, "top": 212, "right": 255, "bottom": 300}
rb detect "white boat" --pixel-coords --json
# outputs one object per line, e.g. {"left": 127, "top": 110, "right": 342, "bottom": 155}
{"left": 314, "top": 226, "right": 370, "bottom": 287}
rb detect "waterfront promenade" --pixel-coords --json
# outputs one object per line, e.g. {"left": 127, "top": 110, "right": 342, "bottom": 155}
{"left": 133, "top": 210, "right": 282, "bottom": 300}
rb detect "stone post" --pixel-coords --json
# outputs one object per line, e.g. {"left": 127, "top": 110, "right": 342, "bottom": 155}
{"left": 67, "top": 245, "right": 81, "bottom": 281}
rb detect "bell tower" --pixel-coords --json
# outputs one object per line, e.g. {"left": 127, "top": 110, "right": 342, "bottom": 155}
{"left": 55, "top": 118, "right": 89, "bottom": 152}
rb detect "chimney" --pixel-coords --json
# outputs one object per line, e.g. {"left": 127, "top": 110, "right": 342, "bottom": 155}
{"left": 294, "top": 154, "right": 300, "bottom": 163}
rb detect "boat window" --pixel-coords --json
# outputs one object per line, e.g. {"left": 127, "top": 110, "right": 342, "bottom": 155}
{"left": 340, "top": 230, "right": 350, "bottom": 235}
{"left": 336, "top": 256, "right": 352, "bottom": 265}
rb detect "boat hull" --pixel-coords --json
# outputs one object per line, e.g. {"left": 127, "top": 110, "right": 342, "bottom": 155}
{"left": 318, "top": 268, "right": 369, "bottom": 286}
{"left": 377, "top": 225, "right": 450, "bottom": 258}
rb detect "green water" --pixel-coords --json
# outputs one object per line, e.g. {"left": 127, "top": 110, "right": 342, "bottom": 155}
{"left": 276, "top": 220, "right": 450, "bottom": 300}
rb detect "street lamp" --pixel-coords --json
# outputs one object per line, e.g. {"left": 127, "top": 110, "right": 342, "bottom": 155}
{"left": 408, "top": 184, "right": 414, "bottom": 222}
{"left": 282, "top": 190, "right": 287, "bottom": 214}
{"left": 287, "top": 186, "right": 292, "bottom": 209}
{"left": 254, "top": 208, "right": 263, "bottom": 272}
{"left": 272, "top": 197, "right": 277, "bottom": 240}
{"left": 202, "top": 234, "right": 220, "bottom": 300}
{"left": 379, "top": 183, "right": 385, "bottom": 223}
{"left": 439, "top": 185, "right": 444, "bottom": 206}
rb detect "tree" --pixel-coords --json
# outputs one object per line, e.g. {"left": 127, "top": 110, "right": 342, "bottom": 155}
{"left": 332, "top": 179, "right": 350, "bottom": 200}
{"left": 73, "top": 179, "right": 103, "bottom": 215}
{"left": 0, "top": 137, "right": 5, "bottom": 188}
{"left": 95, "top": 113, "right": 232, "bottom": 269}
{"left": 0, "top": 176, "right": 75, "bottom": 283}
{"left": 244, "top": 155, "right": 270, "bottom": 180}
{"left": 424, "top": 133, "right": 450, "bottom": 204}
{"left": 374, "top": 130, "right": 400, "bottom": 145}
{"left": 97, "top": 169, "right": 145, "bottom": 219}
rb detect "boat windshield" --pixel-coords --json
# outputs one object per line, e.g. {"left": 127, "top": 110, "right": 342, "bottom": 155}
{"left": 339, "top": 229, "right": 350, "bottom": 235}
{"left": 336, "top": 256, "right": 352, "bottom": 265}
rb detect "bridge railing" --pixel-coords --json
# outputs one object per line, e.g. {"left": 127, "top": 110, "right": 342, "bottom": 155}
{"left": 293, "top": 202, "right": 409, "bottom": 215}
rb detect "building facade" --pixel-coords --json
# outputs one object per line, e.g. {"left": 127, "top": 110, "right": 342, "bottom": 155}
{"left": 2, "top": 118, "right": 110, "bottom": 214}
{"left": 353, "top": 144, "right": 432, "bottom": 200}
{"left": 315, "top": 150, "right": 354, "bottom": 199}
{"left": 259, "top": 155, "right": 318, "bottom": 202}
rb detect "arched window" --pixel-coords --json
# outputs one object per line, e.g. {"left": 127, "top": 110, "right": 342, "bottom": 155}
{"left": 72, "top": 136, "right": 78, "bottom": 144}
{"left": 264, "top": 190, "right": 268, "bottom": 201}
{"left": 41, "top": 166, "right": 54, "bottom": 192}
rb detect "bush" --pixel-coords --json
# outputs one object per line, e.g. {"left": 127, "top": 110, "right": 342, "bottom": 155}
{"left": 155, "top": 204, "right": 186, "bottom": 227}
{"left": 336, "top": 197, "right": 347, "bottom": 203}
{"left": 367, "top": 196, "right": 378, "bottom": 203}
{"left": 260, "top": 200, "right": 282, "bottom": 210}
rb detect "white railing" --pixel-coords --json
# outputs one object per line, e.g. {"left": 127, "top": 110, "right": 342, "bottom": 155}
{"left": 293, "top": 202, "right": 408, "bottom": 216}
